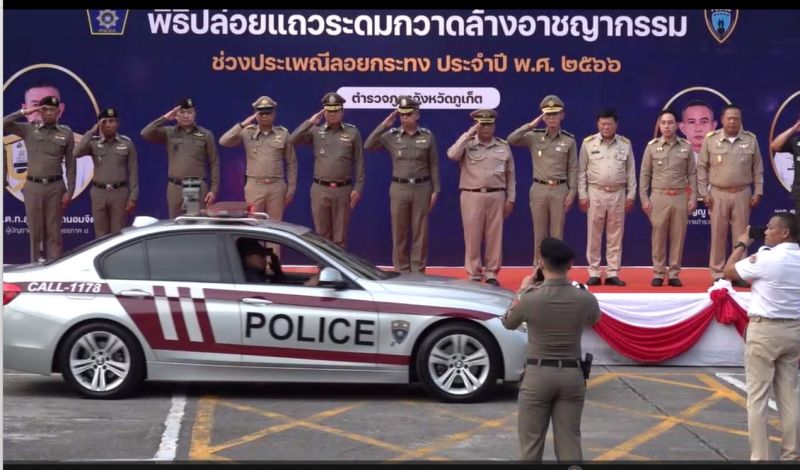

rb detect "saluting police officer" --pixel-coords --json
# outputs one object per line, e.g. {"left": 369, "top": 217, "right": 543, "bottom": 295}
{"left": 140, "top": 98, "right": 220, "bottom": 218}
{"left": 365, "top": 96, "right": 441, "bottom": 273}
{"left": 507, "top": 95, "right": 578, "bottom": 267}
{"left": 289, "top": 92, "right": 365, "bottom": 248}
{"left": 3, "top": 95, "right": 75, "bottom": 261}
{"left": 446, "top": 109, "right": 515, "bottom": 285}
{"left": 578, "top": 109, "right": 637, "bottom": 286}
{"left": 74, "top": 107, "right": 139, "bottom": 237}
{"left": 639, "top": 109, "right": 697, "bottom": 287}
{"left": 770, "top": 113, "right": 800, "bottom": 225}
{"left": 502, "top": 237, "right": 601, "bottom": 462}
{"left": 697, "top": 104, "right": 764, "bottom": 286}
{"left": 219, "top": 96, "right": 297, "bottom": 220}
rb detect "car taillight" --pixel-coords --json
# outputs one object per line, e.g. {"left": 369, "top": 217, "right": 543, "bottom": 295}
{"left": 3, "top": 282, "right": 22, "bottom": 305}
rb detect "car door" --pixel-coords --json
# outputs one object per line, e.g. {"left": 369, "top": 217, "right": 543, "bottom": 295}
{"left": 100, "top": 231, "right": 242, "bottom": 366}
{"left": 227, "top": 232, "right": 380, "bottom": 375}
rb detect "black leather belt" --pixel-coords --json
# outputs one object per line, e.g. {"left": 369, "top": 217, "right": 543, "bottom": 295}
{"left": 461, "top": 187, "right": 505, "bottom": 193}
{"left": 533, "top": 178, "right": 567, "bottom": 186}
{"left": 527, "top": 358, "right": 580, "bottom": 368}
{"left": 26, "top": 175, "right": 62, "bottom": 184}
{"left": 313, "top": 177, "right": 352, "bottom": 188}
{"left": 168, "top": 177, "right": 202, "bottom": 185}
{"left": 392, "top": 176, "right": 430, "bottom": 184}
{"left": 92, "top": 181, "right": 128, "bottom": 190}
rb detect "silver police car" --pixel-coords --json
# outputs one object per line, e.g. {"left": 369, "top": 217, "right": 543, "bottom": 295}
{"left": 3, "top": 211, "right": 527, "bottom": 402}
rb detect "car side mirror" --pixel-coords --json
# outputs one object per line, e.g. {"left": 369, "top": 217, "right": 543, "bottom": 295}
{"left": 318, "top": 267, "right": 348, "bottom": 290}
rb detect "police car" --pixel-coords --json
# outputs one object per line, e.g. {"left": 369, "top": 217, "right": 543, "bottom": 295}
{"left": 3, "top": 207, "right": 527, "bottom": 402}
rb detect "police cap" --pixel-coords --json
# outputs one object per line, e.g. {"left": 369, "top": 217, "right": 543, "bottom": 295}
{"left": 178, "top": 97, "right": 195, "bottom": 109}
{"left": 252, "top": 96, "right": 277, "bottom": 112}
{"left": 321, "top": 92, "right": 345, "bottom": 111}
{"left": 98, "top": 107, "right": 118, "bottom": 119}
{"left": 39, "top": 96, "right": 60, "bottom": 107}
{"left": 237, "top": 238, "right": 270, "bottom": 257}
{"left": 396, "top": 96, "right": 420, "bottom": 114}
{"left": 540, "top": 237, "right": 575, "bottom": 262}
{"left": 540, "top": 95, "right": 565, "bottom": 113}
{"left": 469, "top": 109, "right": 497, "bottom": 124}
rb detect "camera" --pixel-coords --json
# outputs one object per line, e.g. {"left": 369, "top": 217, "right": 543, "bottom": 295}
{"left": 749, "top": 225, "right": 767, "bottom": 241}
{"left": 181, "top": 177, "right": 202, "bottom": 215}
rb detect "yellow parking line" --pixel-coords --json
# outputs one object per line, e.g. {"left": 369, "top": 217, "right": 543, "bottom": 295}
{"left": 189, "top": 396, "right": 230, "bottom": 461}
{"left": 400, "top": 400, "right": 501, "bottom": 425}
{"left": 388, "top": 414, "right": 513, "bottom": 461}
{"left": 593, "top": 392, "right": 723, "bottom": 461}
{"left": 587, "top": 446, "right": 653, "bottom": 461}
{"left": 587, "top": 372, "right": 618, "bottom": 388}
{"left": 621, "top": 374, "right": 716, "bottom": 392}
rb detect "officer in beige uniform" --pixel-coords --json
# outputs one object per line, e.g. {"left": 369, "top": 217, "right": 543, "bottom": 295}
{"left": 365, "top": 96, "right": 441, "bottom": 273}
{"left": 502, "top": 237, "right": 601, "bottom": 462}
{"left": 3, "top": 96, "right": 75, "bottom": 261}
{"left": 74, "top": 107, "right": 139, "bottom": 237}
{"left": 578, "top": 109, "right": 637, "bottom": 286}
{"left": 289, "top": 92, "right": 364, "bottom": 248}
{"left": 697, "top": 104, "right": 764, "bottom": 286}
{"left": 639, "top": 109, "right": 697, "bottom": 287}
{"left": 219, "top": 96, "right": 297, "bottom": 220}
{"left": 447, "top": 109, "right": 516, "bottom": 285}
{"left": 507, "top": 95, "right": 578, "bottom": 267}
{"left": 140, "top": 98, "right": 220, "bottom": 218}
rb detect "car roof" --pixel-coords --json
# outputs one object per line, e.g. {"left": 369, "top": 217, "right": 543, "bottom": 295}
{"left": 122, "top": 215, "right": 312, "bottom": 237}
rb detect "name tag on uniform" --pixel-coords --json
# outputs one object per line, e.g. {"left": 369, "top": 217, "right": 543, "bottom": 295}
{"left": 680, "top": 148, "right": 688, "bottom": 152}
{"left": 53, "top": 134, "right": 67, "bottom": 141}
{"left": 115, "top": 145, "right": 127, "bottom": 151}
{"left": 591, "top": 150, "right": 600, "bottom": 154}
{"left": 416, "top": 139, "right": 427, "bottom": 144}
{"left": 193, "top": 132, "right": 204, "bottom": 137}
{"left": 339, "top": 136, "right": 351, "bottom": 142}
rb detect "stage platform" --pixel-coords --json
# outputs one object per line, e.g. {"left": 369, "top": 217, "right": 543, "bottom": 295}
{"left": 426, "top": 267, "right": 751, "bottom": 367}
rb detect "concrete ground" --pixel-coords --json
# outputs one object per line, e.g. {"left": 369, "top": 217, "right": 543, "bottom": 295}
{"left": 3, "top": 365, "right": 794, "bottom": 462}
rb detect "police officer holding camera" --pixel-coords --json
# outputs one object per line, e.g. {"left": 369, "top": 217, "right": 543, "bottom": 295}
{"left": 723, "top": 214, "right": 800, "bottom": 461}
{"left": 502, "top": 237, "right": 601, "bottom": 462}
{"left": 141, "top": 98, "right": 220, "bottom": 218}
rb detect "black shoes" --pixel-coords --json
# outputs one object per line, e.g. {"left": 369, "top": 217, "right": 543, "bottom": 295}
{"left": 587, "top": 277, "right": 602, "bottom": 286}
{"left": 486, "top": 278, "right": 500, "bottom": 287}
{"left": 667, "top": 278, "right": 683, "bottom": 287}
{"left": 651, "top": 278, "right": 664, "bottom": 287}
{"left": 604, "top": 277, "right": 626, "bottom": 286}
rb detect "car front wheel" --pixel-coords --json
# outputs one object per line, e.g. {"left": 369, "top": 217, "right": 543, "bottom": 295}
{"left": 58, "top": 322, "right": 144, "bottom": 399}
{"left": 416, "top": 323, "right": 501, "bottom": 403}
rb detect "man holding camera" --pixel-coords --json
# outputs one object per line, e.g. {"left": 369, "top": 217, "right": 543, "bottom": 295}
{"left": 723, "top": 214, "right": 800, "bottom": 461}
{"left": 141, "top": 98, "right": 220, "bottom": 218}
{"left": 502, "top": 237, "right": 601, "bottom": 462}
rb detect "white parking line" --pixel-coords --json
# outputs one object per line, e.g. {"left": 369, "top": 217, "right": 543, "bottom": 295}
{"left": 154, "top": 393, "right": 187, "bottom": 461}
{"left": 715, "top": 372, "right": 777, "bottom": 411}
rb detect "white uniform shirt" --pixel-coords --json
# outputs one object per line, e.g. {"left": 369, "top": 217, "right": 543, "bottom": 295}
{"left": 735, "top": 242, "right": 800, "bottom": 319}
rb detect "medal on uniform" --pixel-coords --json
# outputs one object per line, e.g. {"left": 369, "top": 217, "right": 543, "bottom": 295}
{"left": 537, "top": 150, "right": 542, "bottom": 157}
{"left": 656, "top": 147, "right": 662, "bottom": 152}
{"left": 320, "top": 147, "right": 325, "bottom": 155}
{"left": 717, "top": 155, "right": 722, "bottom": 163}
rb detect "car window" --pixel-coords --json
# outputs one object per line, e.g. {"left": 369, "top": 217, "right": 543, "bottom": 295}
{"left": 102, "top": 241, "right": 148, "bottom": 280}
{"left": 147, "top": 233, "right": 225, "bottom": 283}
{"left": 300, "top": 232, "right": 398, "bottom": 281}
{"left": 234, "top": 235, "right": 325, "bottom": 287}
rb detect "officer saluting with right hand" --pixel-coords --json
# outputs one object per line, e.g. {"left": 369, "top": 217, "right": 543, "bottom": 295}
{"left": 502, "top": 237, "right": 601, "bottom": 463}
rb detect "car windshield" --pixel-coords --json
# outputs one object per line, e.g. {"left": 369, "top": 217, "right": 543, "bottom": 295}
{"left": 42, "top": 233, "right": 117, "bottom": 266}
{"left": 300, "top": 232, "right": 399, "bottom": 281}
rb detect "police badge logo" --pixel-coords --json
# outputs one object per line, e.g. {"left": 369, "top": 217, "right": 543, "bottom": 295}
{"left": 391, "top": 320, "right": 410, "bottom": 345}
{"left": 705, "top": 9, "right": 739, "bottom": 44}
{"left": 87, "top": 10, "right": 129, "bottom": 36}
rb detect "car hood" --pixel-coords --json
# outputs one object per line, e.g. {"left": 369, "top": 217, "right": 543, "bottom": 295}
{"left": 376, "top": 273, "right": 514, "bottom": 314}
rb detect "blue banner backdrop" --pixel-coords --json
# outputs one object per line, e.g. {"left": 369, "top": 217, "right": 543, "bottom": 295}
{"left": 3, "top": 9, "right": 799, "bottom": 267}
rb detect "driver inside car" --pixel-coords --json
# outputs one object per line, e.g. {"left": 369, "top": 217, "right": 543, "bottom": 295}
{"left": 237, "top": 238, "right": 284, "bottom": 283}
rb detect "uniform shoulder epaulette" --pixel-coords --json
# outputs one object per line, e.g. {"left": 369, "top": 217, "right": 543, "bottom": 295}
{"left": 274, "top": 125, "right": 287, "bottom": 132}
{"left": 706, "top": 129, "right": 720, "bottom": 137}
{"left": 343, "top": 122, "right": 356, "bottom": 128}
{"left": 118, "top": 134, "right": 132, "bottom": 141}
{"left": 90, "top": 135, "right": 101, "bottom": 140}
{"left": 677, "top": 136, "right": 690, "bottom": 144}
{"left": 561, "top": 130, "right": 574, "bottom": 138}
{"left": 742, "top": 130, "right": 756, "bottom": 137}
{"left": 496, "top": 137, "right": 508, "bottom": 144}
{"left": 583, "top": 134, "right": 597, "bottom": 142}
{"left": 244, "top": 124, "right": 257, "bottom": 130}
{"left": 618, "top": 135, "right": 630, "bottom": 144}
{"left": 419, "top": 127, "right": 431, "bottom": 134}
{"left": 57, "top": 124, "right": 72, "bottom": 132}
{"left": 389, "top": 127, "right": 401, "bottom": 133}
{"left": 647, "top": 138, "right": 658, "bottom": 145}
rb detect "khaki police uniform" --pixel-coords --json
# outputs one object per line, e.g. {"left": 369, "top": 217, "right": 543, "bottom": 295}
{"left": 697, "top": 129, "right": 764, "bottom": 280}
{"left": 578, "top": 133, "right": 637, "bottom": 279}
{"left": 140, "top": 98, "right": 220, "bottom": 219}
{"left": 219, "top": 96, "right": 297, "bottom": 221}
{"left": 3, "top": 96, "right": 75, "bottom": 261}
{"left": 502, "top": 239, "right": 601, "bottom": 462}
{"left": 74, "top": 108, "right": 138, "bottom": 237}
{"left": 507, "top": 95, "right": 578, "bottom": 266}
{"left": 447, "top": 109, "right": 515, "bottom": 282}
{"left": 365, "top": 96, "right": 440, "bottom": 273}
{"left": 639, "top": 136, "right": 697, "bottom": 280}
{"left": 289, "top": 92, "right": 364, "bottom": 248}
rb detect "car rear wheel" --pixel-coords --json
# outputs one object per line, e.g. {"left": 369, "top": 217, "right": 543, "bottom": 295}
{"left": 416, "top": 323, "right": 500, "bottom": 403}
{"left": 58, "top": 322, "right": 144, "bottom": 399}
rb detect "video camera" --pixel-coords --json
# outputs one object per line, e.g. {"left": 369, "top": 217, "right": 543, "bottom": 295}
{"left": 181, "top": 177, "right": 202, "bottom": 216}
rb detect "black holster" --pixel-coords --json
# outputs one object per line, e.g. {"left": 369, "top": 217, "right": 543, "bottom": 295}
{"left": 579, "top": 352, "right": 593, "bottom": 379}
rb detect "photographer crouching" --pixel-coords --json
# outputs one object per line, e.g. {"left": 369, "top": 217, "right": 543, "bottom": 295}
{"left": 502, "top": 237, "right": 601, "bottom": 462}
{"left": 723, "top": 213, "right": 800, "bottom": 461}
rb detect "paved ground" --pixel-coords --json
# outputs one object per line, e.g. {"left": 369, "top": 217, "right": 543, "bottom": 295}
{"left": 3, "top": 365, "right": 793, "bottom": 462}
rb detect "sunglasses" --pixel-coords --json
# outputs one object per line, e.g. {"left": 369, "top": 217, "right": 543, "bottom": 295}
{"left": 257, "top": 110, "right": 274, "bottom": 115}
